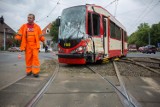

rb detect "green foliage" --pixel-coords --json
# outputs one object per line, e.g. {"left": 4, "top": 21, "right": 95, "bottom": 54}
{"left": 49, "top": 21, "right": 59, "bottom": 43}
{"left": 128, "top": 22, "right": 160, "bottom": 47}
{"left": 150, "top": 22, "right": 160, "bottom": 46}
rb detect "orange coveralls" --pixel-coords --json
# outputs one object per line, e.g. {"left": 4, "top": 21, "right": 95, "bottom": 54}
{"left": 15, "top": 23, "right": 45, "bottom": 75}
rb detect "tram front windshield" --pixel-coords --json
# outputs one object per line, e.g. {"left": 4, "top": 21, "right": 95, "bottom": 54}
{"left": 59, "top": 6, "right": 86, "bottom": 39}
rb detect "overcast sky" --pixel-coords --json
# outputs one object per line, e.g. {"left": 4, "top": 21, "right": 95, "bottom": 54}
{"left": 0, "top": 0, "right": 160, "bottom": 35}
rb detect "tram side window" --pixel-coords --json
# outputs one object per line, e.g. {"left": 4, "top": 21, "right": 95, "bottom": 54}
{"left": 92, "top": 14, "right": 100, "bottom": 35}
{"left": 103, "top": 18, "right": 106, "bottom": 37}
{"left": 115, "top": 25, "right": 121, "bottom": 40}
{"left": 88, "top": 13, "right": 92, "bottom": 36}
{"left": 124, "top": 31, "right": 127, "bottom": 42}
{"left": 110, "top": 21, "right": 121, "bottom": 40}
{"left": 110, "top": 21, "right": 116, "bottom": 38}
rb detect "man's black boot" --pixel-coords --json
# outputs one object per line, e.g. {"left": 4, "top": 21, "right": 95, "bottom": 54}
{"left": 27, "top": 72, "right": 32, "bottom": 76}
{"left": 33, "top": 74, "right": 39, "bottom": 78}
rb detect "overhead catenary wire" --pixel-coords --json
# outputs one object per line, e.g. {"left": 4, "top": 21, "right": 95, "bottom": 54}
{"left": 104, "top": 0, "right": 117, "bottom": 8}
{"left": 103, "top": 0, "right": 119, "bottom": 17}
{"left": 36, "top": 0, "right": 60, "bottom": 23}
{"left": 114, "top": 0, "right": 119, "bottom": 17}
{"left": 128, "top": 0, "right": 154, "bottom": 32}
{"left": 128, "top": 0, "right": 160, "bottom": 34}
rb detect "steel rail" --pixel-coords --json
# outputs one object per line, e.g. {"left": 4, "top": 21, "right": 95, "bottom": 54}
{"left": 131, "top": 60, "right": 160, "bottom": 65}
{"left": 113, "top": 61, "right": 141, "bottom": 107}
{"left": 121, "top": 59, "right": 160, "bottom": 75}
{"left": 26, "top": 60, "right": 59, "bottom": 107}
{"left": 150, "top": 57, "right": 160, "bottom": 62}
{"left": 86, "top": 65, "right": 137, "bottom": 107}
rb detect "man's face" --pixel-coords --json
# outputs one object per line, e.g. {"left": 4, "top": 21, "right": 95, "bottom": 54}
{"left": 27, "top": 15, "right": 34, "bottom": 24}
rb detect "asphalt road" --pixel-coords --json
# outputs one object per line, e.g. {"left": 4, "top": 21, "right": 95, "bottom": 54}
{"left": 0, "top": 51, "right": 57, "bottom": 90}
{"left": 127, "top": 52, "right": 160, "bottom": 58}
{"left": 0, "top": 51, "right": 159, "bottom": 91}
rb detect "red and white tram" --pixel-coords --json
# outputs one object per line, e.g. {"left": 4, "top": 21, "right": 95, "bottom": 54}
{"left": 57, "top": 4, "right": 128, "bottom": 64}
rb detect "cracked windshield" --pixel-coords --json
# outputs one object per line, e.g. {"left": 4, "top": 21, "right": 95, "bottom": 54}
{"left": 59, "top": 6, "right": 86, "bottom": 39}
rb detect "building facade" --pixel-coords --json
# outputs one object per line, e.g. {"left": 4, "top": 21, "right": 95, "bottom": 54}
{"left": 0, "top": 22, "right": 15, "bottom": 50}
{"left": 41, "top": 23, "right": 53, "bottom": 51}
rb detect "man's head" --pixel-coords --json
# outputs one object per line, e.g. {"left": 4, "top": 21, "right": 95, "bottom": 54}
{"left": 27, "top": 14, "right": 35, "bottom": 24}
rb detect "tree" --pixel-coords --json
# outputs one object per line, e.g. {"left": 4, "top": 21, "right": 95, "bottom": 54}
{"left": 49, "top": 21, "right": 59, "bottom": 43}
{"left": 128, "top": 23, "right": 150, "bottom": 47}
{"left": 150, "top": 22, "right": 160, "bottom": 46}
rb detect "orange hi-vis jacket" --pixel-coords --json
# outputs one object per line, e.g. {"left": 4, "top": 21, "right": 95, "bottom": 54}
{"left": 15, "top": 23, "right": 45, "bottom": 75}
{"left": 15, "top": 23, "right": 45, "bottom": 50}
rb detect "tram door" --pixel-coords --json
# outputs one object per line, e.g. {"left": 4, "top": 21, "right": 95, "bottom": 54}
{"left": 103, "top": 18, "right": 109, "bottom": 57}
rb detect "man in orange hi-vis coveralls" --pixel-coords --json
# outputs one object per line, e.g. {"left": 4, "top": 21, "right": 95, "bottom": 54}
{"left": 15, "top": 14, "right": 45, "bottom": 77}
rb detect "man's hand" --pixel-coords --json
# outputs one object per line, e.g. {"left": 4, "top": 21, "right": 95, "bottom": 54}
{"left": 43, "top": 42, "right": 47, "bottom": 48}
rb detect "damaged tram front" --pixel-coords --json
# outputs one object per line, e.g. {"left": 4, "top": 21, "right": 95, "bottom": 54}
{"left": 57, "top": 4, "right": 128, "bottom": 64}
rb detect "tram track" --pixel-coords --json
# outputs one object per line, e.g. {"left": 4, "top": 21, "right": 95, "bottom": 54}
{"left": 26, "top": 61, "right": 136, "bottom": 107}
{"left": 115, "top": 58, "right": 160, "bottom": 107}
{"left": 87, "top": 62, "right": 138, "bottom": 107}
{"left": 26, "top": 60, "right": 60, "bottom": 107}
{"left": 120, "top": 58, "right": 160, "bottom": 75}
{"left": 25, "top": 58, "right": 160, "bottom": 107}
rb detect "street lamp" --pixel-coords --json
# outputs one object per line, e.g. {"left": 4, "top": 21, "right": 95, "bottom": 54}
{"left": 0, "top": 16, "right": 6, "bottom": 50}
{"left": 3, "top": 28, "right": 8, "bottom": 50}
{"left": 148, "top": 29, "right": 151, "bottom": 45}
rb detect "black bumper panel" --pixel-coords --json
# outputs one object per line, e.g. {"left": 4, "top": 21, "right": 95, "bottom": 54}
{"left": 57, "top": 53, "right": 84, "bottom": 58}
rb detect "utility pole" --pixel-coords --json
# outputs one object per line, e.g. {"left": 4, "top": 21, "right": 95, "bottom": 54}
{"left": 4, "top": 28, "right": 6, "bottom": 50}
{"left": 0, "top": 16, "right": 6, "bottom": 50}
{"left": 148, "top": 30, "right": 151, "bottom": 45}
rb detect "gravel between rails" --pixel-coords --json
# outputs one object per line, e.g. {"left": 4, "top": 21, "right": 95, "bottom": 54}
{"left": 40, "top": 60, "right": 57, "bottom": 73}
{"left": 116, "top": 61, "right": 160, "bottom": 77}
{"left": 59, "top": 64, "right": 93, "bottom": 74}
{"left": 128, "top": 57, "right": 160, "bottom": 63}
{"left": 40, "top": 60, "right": 160, "bottom": 77}
{"left": 58, "top": 62, "right": 117, "bottom": 76}
{"left": 127, "top": 57, "right": 160, "bottom": 72}
{"left": 88, "top": 62, "right": 117, "bottom": 76}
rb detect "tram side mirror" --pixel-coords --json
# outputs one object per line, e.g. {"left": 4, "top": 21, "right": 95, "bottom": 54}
{"left": 56, "top": 16, "right": 61, "bottom": 27}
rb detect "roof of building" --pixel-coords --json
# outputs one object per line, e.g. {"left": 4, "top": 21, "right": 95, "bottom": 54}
{"left": 42, "top": 23, "right": 52, "bottom": 35}
{"left": 0, "top": 22, "right": 15, "bottom": 34}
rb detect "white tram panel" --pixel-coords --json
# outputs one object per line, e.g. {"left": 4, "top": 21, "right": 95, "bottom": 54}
{"left": 87, "top": 5, "right": 126, "bottom": 31}
{"left": 110, "top": 39, "right": 122, "bottom": 51}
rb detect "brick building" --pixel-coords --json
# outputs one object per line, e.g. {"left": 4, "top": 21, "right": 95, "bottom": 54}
{"left": 41, "top": 23, "right": 53, "bottom": 50}
{"left": 0, "top": 22, "right": 15, "bottom": 49}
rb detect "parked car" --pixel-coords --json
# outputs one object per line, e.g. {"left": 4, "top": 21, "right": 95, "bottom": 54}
{"left": 142, "top": 45, "right": 157, "bottom": 54}
{"left": 8, "top": 47, "right": 21, "bottom": 52}
{"left": 138, "top": 46, "right": 145, "bottom": 52}
{"left": 128, "top": 44, "right": 137, "bottom": 52}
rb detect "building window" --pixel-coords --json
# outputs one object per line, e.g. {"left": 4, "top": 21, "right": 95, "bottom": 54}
{"left": 46, "top": 28, "right": 50, "bottom": 34}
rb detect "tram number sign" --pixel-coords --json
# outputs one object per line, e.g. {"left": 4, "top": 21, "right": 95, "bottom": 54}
{"left": 64, "top": 43, "right": 71, "bottom": 47}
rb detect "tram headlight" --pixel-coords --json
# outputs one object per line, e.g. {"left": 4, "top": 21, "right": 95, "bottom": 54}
{"left": 71, "top": 46, "right": 85, "bottom": 54}
{"left": 77, "top": 46, "right": 83, "bottom": 51}
{"left": 58, "top": 47, "right": 64, "bottom": 53}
